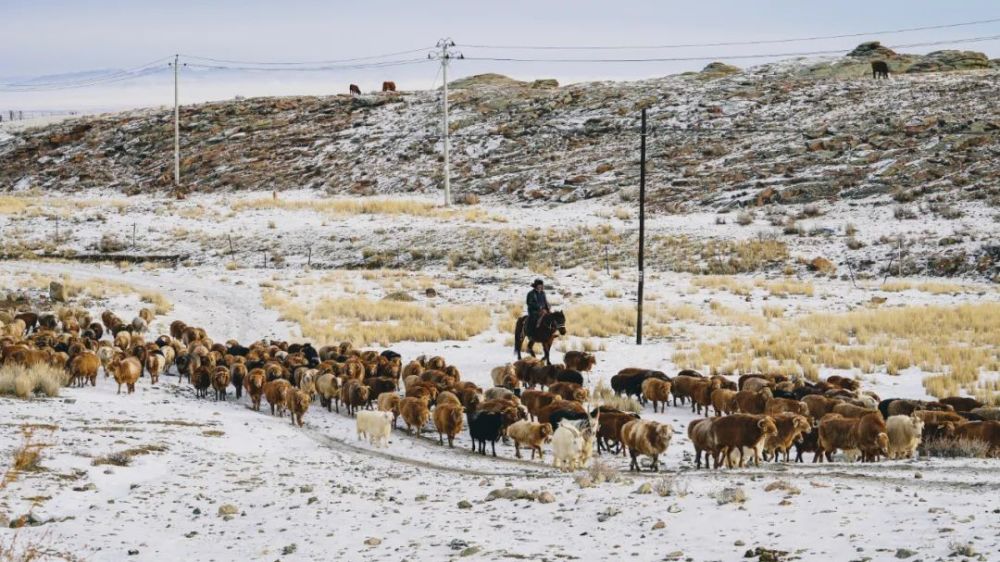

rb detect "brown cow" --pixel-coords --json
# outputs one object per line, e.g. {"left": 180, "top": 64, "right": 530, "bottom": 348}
{"left": 349, "top": 84, "right": 361, "bottom": 96}
{"left": 871, "top": 60, "right": 889, "bottom": 79}
{"left": 382, "top": 81, "right": 396, "bottom": 92}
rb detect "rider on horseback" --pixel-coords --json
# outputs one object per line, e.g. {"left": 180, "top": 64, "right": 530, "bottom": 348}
{"left": 526, "top": 279, "right": 549, "bottom": 339}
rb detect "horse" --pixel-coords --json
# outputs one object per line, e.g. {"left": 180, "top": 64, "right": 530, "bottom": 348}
{"left": 514, "top": 310, "right": 566, "bottom": 366}
{"left": 871, "top": 61, "right": 889, "bottom": 80}
{"left": 349, "top": 84, "right": 361, "bottom": 96}
{"left": 382, "top": 81, "right": 396, "bottom": 92}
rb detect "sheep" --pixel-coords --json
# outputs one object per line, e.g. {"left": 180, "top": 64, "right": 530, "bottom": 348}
{"left": 467, "top": 410, "right": 504, "bottom": 456}
{"left": 670, "top": 374, "right": 701, "bottom": 406}
{"left": 245, "top": 368, "right": 266, "bottom": 410}
{"left": 399, "top": 396, "right": 430, "bottom": 435}
{"left": 484, "top": 386, "right": 517, "bottom": 403}
{"left": 263, "top": 379, "right": 292, "bottom": 417}
{"left": 802, "top": 394, "right": 840, "bottom": 420}
{"left": 765, "top": 397, "right": 810, "bottom": 419}
{"left": 938, "top": 396, "right": 983, "bottom": 413}
{"left": 110, "top": 356, "right": 142, "bottom": 395}
{"left": 548, "top": 381, "right": 588, "bottom": 402}
{"left": 376, "top": 392, "right": 401, "bottom": 428}
{"left": 613, "top": 368, "right": 668, "bottom": 401}
{"left": 953, "top": 421, "right": 1000, "bottom": 456}
{"left": 690, "top": 378, "right": 721, "bottom": 415}
{"left": 711, "top": 388, "right": 737, "bottom": 417}
{"left": 762, "top": 413, "right": 811, "bottom": 462}
{"left": 621, "top": 419, "right": 673, "bottom": 472}
{"left": 688, "top": 418, "right": 718, "bottom": 469}
{"left": 68, "top": 351, "right": 100, "bottom": 387}
{"left": 356, "top": 410, "right": 393, "bottom": 447}
{"left": 817, "top": 412, "right": 888, "bottom": 462}
{"left": 551, "top": 420, "right": 587, "bottom": 471}
{"left": 641, "top": 378, "right": 672, "bottom": 413}
{"left": 595, "top": 410, "right": 639, "bottom": 456}
{"left": 286, "top": 389, "right": 311, "bottom": 427}
{"left": 340, "top": 379, "right": 370, "bottom": 417}
{"left": 734, "top": 388, "right": 772, "bottom": 415}
{"left": 710, "top": 414, "right": 778, "bottom": 468}
{"left": 315, "top": 373, "right": 340, "bottom": 411}
{"left": 886, "top": 415, "right": 925, "bottom": 460}
{"left": 433, "top": 403, "right": 465, "bottom": 447}
{"left": 741, "top": 377, "right": 773, "bottom": 393}
{"left": 563, "top": 351, "right": 596, "bottom": 373}
{"left": 490, "top": 364, "right": 516, "bottom": 387}
{"left": 832, "top": 402, "right": 876, "bottom": 419}
{"left": 554, "top": 369, "right": 584, "bottom": 386}
{"left": 857, "top": 412, "right": 890, "bottom": 461}
{"left": 436, "top": 390, "right": 462, "bottom": 408}
{"left": 211, "top": 366, "right": 231, "bottom": 401}
{"left": 970, "top": 407, "right": 1000, "bottom": 421}
{"left": 505, "top": 420, "right": 553, "bottom": 460}
{"left": 521, "top": 389, "right": 562, "bottom": 421}
{"left": 229, "top": 362, "right": 247, "bottom": 399}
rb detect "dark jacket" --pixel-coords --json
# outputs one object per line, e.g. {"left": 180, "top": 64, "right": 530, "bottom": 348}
{"left": 527, "top": 289, "right": 548, "bottom": 316}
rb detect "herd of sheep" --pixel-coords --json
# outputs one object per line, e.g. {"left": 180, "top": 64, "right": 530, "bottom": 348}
{"left": 3, "top": 307, "right": 999, "bottom": 474}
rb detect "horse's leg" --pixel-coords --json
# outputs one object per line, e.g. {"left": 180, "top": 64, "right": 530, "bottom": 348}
{"left": 543, "top": 339, "right": 552, "bottom": 365}
{"left": 526, "top": 340, "right": 536, "bottom": 358}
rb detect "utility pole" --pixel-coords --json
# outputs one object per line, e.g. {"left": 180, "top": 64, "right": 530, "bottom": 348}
{"left": 637, "top": 108, "right": 647, "bottom": 345}
{"left": 172, "top": 54, "right": 181, "bottom": 187}
{"left": 429, "top": 39, "right": 463, "bottom": 206}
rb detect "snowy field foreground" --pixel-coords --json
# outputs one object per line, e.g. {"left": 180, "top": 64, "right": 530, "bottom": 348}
{"left": 1, "top": 256, "right": 998, "bottom": 562}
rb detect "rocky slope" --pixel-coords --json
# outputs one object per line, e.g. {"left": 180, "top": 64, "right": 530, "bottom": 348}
{"left": 1, "top": 43, "right": 999, "bottom": 213}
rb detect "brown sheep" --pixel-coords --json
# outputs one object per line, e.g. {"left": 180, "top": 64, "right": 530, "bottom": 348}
{"left": 315, "top": 373, "right": 340, "bottom": 411}
{"left": 762, "top": 413, "right": 811, "bottom": 462}
{"left": 734, "top": 388, "right": 772, "bottom": 415}
{"left": 68, "top": 351, "right": 100, "bottom": 387}
{"left": 436, "top": 390, "right": 462, "bottom": 408}
{"left": 953, "top": 421, "right": 1000, "bottom": 456}
{"left": 670, "top": 374, "right": 701, "bottom": 406}
{"left": 621, "top": 419, "right": 673, "bottom": 472}
{"left": 110, "top": 356, "right": 142, "bottom": 395}
{"left": 506, "top": 420, "right": 553, "bottom": 459}
{"left": 938, "top": 396, "right": 983, "bottom": 413}
{"left": 832, "top": 402, "right": 876, "bottom": 419}
{"left": 402, "top": 360, "right": 423, "bottom": 381}
{"left": 688, "top": 418, "right": 718, "bottom": 469}
{"left": 765, "top": 397, "right": 810, "bottom": 419}
{"left": 263, "top": 379, "right": 292, "bottom": 416}
{"left": 400, "top": 396, "right": 431, "bottom": 435}
{"left": 690, "top": 378, "right": 721, "bottom": 415}
{"left": 522, "top": 389, "right": 562, "bottom": 421}
{"left": 711, "top": 388, "right": 737, "bottom": 417}
{"left": 741, "top": 377, "right": 773, "bottom": 393}
{"left": 244, "top": 368, "right": 266, "bottom": 411}
{"left": 377, "top": 392, "right": 401, "bottom": 428}
{"left": 536, "top": 400, "right": 585, "bottom": 428}
{"left": 286, "top": 389, "right": 311, "bottom": 427}
{"left": 490, "top": 364, "right": 517, "bottom": 387}
{"left": 641, "top": 378, "right": 672, "bottom": 413}
{"left": 913, "top": 410, "right": 966, "bottom": 425}
{"left": 340, "top": 379, "right": 370, "bottom": 417}
{"left": 886, "top": 399, "right": 953, "bottom": 417}
{"left": 548, "top": 381, "right": 588, "bottom": 403}
{"left": 826, "top": 375, "right": 860, "bottom": 392}
{"left": 817, "top": 412, "right": 888, "bottom": 462}
{"left": 211, "top": 366, "right": 231, "bottom": 401}
{"left": 433, "top": 403, "right": 464, "bottom": 447}
{"left": 563, "top": 351, "right": 596, "bottom": 373}
{"left": 802, "top": 394, "right": 840, "bottom": 420}
{"left": 857, "top": 412, "right": 889, "bottom": 461}
{"left": 596, "top": 410, "right": 640, "bottom": 456}
{"left": 710, "top": 414, "right": 778, "bottom": 468}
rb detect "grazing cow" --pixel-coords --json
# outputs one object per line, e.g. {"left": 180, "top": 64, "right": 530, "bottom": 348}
{"left": 263, "top": 379, "right": 292, "bottom": 416}
{"left": 400, "top": 396, "right": 431, "bottom": 435}
{"left": 641, "top": 378, "right": 672, "bottom": 413}
{"left": 467, "top": 410, "right": 504, "bottom": 456}
{"left": 621, "top": 419, "right": 673, "bottom": 472}
{"left": 506, "top": 420, "right": 553, "bottom": 460}
{"left": 382, "top": 81, "right": 396, "bottom": 92}
{"left": 710, "top": 414, "right": 778, "bottom": 468}
{"left": 286, "top": 389, "right": 311, "bottom": 427}
{"left": 433, "top": 403, "right": 465, "bottom": 447}
{"left": 356, "top": 410, "right": 393, "bottom": 447}
{"left": 762, "top": 413, "right": 811, "bottom": 462}
{"left": 871, "top": 60, "right": 889, "bottom": 79}
{"left": 886, "top": 415, "right": 924, "bottom": 459}
{"left": 349, "top": 84, "right": 361, "bottom": 96}
{"left": 688, "top": 418, "right": 718, "bottom": 469}
{"left": 245, "top": 368, "right": 266, "bottom": 410}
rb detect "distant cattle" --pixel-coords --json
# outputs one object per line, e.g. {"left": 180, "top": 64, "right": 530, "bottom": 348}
{"left": 382, "top": 81, "right": 396, "bottom": 92}
{"left": 349, "top": 84, "right": 361, "bottom": 96}
{"left": 871, "top": 61, "right": 889, "bottom": 79}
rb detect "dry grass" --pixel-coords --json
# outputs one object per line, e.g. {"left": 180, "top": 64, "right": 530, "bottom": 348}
{"left": 0, "top": 364, "right": 68, "bottom": 399}
{"left": 2, "top": 426, "right": 54, "bottom": 490}
{"left": 690, "top": 276, "right": 752, "bottom": 296}
{"left": 91, "top": 444, "right": 167, "bottom": 467}
{"left": 139, "top": 290, "right": 173, "bottom": 315}
{"left": 879, "top": 281, "right": 980, "bottom": 295}
{"left": 232, "top": 197, "right": 500, "bottom": 222}
{"left": 922, "top": 436, "right": 991, "bottom": 458}
{"left": 757, "top": 278, "right": 814, "bottom": 297}
{"left": 262, "top": 290, "right": 491, "bottom": 346}
{"left": 568, "top": 303, "right": 685, "bottom": 339}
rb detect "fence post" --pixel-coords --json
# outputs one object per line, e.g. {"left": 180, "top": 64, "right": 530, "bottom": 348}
{"left": 263, "top": 251, "right": 267, "bottom": 269}
{"left": 307, "top": 246, "right": 312, "bottom": 268}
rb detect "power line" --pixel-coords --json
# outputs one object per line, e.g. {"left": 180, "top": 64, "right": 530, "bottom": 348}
{"left": 0, "top": 65, "right": 171, "bottom": 92}
{"left": 180, "top": 46, "right": 435, "bottom": 66}
{"left": 0, "top": 56, "right": 173, "bottom": 89}
{"left": 460, "top": 16, "right": 1000, "bottom": 50}
{"left": 463, "top": 33, "right": 1000, "bottom": 63}
{"left": 183, "top": 58, "right": 431, "bottom": 73}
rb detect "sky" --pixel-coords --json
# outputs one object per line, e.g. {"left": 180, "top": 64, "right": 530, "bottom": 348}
{"left": 1, "top": 0, "right": 998, "bottom": 111}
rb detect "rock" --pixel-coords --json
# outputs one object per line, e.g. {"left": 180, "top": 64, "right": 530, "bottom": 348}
{"left": 595, "top": 163, "right": 614, "bottom": 174}
{"left": 49, "top": 281, "right": 67, "bottom": 302}
{"left": 449, "top": 539, "right": 470, "bottom": 551}
{"left": 485, "top": 488, "right": 537, "bottom": 502}
{"left": 597, "top": 507, "right": 620, "bottom": 522}
{"left": 460, "top": 546, "right": 482, "bottom": 557}
{"left": 907, "top": 50, "right": 991, "bottom": 73}
{"left": 282, "top": 544, "right": 298, "bottom": 555}
{"left": 652, "top": 520, "right": 666, "bottom": 530}
{"left": 457, "top": 500, "right": 472, "bottom": 509}
{"left": 424, "top": 288, "right": 437, "bottom": 298}
{"left": 701, "top": 62, "right": 741, "bottom": 76}
{"left": 530, "top": 79, "right": 559, "bottom": 89}
{"left": 894, "top": 548, "right": 916, "bottom": 559}
{"left": 847, "top": 41, "right": 898, "bottom": 59}
{"left": 217, "top": 504, "right": 238, "bottom": 518}
{"left": 127, "top": 549, "right": 139, "bottom": 556}
{"left": 764, "top": 480, "right": 801, "bottom": 495}
{"left": 634, "top": 482, "right": 653, "bottom": 495}
{"left": 364, "top": 537, "right": 382, "bottom": 547}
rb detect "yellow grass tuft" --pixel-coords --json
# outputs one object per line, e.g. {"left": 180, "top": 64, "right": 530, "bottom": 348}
{"left": 0, "top": 364, "right": 68, "bottom": 399}
{"left": 758, "top": 278, "right": 815, "bottom": 297}
{"left": 231, "top": 197, "right": 501, "bottom": 222}
{"left": 691, "top": 275, "right": 752, "bottom": 296}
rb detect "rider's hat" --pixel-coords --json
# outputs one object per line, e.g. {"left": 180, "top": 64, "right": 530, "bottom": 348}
{"left": 531, "top": 278, "right": 544, "bottom": 288}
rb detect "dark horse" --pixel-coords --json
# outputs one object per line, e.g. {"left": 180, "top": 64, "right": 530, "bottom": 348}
{"left": 514, "top": 310, "right": 566, "bottom": 365}
{"left": 871, "top": 61, "right": 889, "bottom": 79}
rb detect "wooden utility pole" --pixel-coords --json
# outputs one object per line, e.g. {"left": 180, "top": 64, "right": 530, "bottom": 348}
{"left": 636, "top": 108, "right": 647, "bottom": 345}
{"left": 173, "top": 54, "right": 180, "bottom": 187}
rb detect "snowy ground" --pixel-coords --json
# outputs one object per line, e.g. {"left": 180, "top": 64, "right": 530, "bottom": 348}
{"left": 1, "top": 255, "right": 999, "bottom": 562}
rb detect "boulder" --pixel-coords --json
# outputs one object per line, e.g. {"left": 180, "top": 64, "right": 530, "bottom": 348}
{"left": 49, "top": 281, "right": 67, "bottom": 302}
{"left": 847, "top": 41, "right": 898, "bottom": 59}
{"left": 906, "top": 50, "right": 992, "bottom": 73}
{"left": 530, "top": 79, "right": 559, "bottom": 89}
{"left": 701, "top": 62, "right": 741, "bottom": 76}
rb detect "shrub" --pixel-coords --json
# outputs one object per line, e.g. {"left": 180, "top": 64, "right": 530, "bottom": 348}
{"left": 715, "top": 486, "right": 748, "bottom": 505}
{"left": 893, "top": 206, "right": 917, "bottom": 220}
{"left": 922, "top": 436, "right": 990, "bottom": 458}
{"left": 800, "top": 204, "right": 821, "bottom": 218}
{"left": 736, "top": 211, "right": 754, "bottom": 226}
{"left": 0, "top": 364, "right": 68, "bottom": 399}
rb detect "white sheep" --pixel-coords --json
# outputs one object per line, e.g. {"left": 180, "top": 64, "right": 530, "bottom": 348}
{"left": 886, "top": 414, "right": 925, "bottom": 460}
{"left": 356, "top": 410, "right": 393, "bottom": 448}
{"left": 551, "top": 421, "right": 587, "bottom": 471}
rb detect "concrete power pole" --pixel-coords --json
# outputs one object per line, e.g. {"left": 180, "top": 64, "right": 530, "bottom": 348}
{"left": 429, "top": 39, "right": 463, "bottom": 206}
{"left": 173, "top": 54, "right": 180, "bottom": 187}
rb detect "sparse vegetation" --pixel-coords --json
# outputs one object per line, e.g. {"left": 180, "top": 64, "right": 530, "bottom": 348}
{"left": 92, "top": 444, "right": 168, "bottom": 467}
{"left": 922, "top": 436, "right": 991, "bottom": 458}
{"left": 232, "top": 196, "right": 500, "bottom": 222}
{"left": 0, "top": 364, "right": 68, "bottom": 399}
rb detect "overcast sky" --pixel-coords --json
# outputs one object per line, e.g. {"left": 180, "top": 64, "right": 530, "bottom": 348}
{"left": 1, "top": 1, "right": 998, "bottom": 110}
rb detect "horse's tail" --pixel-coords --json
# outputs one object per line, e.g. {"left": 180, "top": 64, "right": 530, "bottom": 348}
{"left": 513, "top": 316, "right": 525, "bottom": 358}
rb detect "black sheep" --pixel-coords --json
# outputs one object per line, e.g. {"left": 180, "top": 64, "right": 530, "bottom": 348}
{"left": 467, "top": 411, "right": 504, "bottom": 456}
{"left": 554, "top": 369, "right": 584, "bottom": 385}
